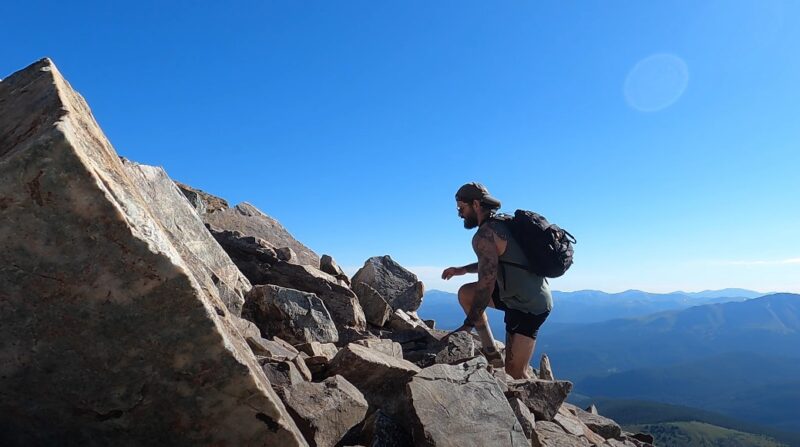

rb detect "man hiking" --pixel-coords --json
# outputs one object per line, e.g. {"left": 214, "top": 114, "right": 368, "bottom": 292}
{"left": 442, "top": 182, "right": 552, "bottom": 379}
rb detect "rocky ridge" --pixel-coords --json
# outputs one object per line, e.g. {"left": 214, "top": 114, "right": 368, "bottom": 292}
{"left": 0, "top": 58, "right": 654, "bottom": 446}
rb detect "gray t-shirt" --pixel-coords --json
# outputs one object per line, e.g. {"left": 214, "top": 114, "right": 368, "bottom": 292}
{"left": 496, "top": 227, "right": 553, "bottom": 315}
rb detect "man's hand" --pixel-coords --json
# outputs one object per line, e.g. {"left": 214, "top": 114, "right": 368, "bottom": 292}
{"left": 441, "top": 266, "right": 466, "bottom": 280}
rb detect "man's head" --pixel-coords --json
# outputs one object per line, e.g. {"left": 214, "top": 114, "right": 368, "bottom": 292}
{"left": 455, "top": 182, "right": 501, "bottom": 229}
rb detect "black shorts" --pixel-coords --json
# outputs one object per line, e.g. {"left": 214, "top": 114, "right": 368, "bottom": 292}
{"left": 492, "top": 284, "right": 549, "bottom": 339}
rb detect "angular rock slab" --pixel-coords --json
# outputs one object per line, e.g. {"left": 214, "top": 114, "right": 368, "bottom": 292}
{"left": 0, "top": 59, "right": 307, "bottom": 446}
{"left": 508, "top": 398, "right": 536, "bottom": 440}
{"left": 204, "top": 200, "right": 321, "bottom": 267}
{"left": 351, "top": 255, "right": 425, "bottom": 312}
{"left": 352, "top": 338, "right": 404, "bottom": 359}
{"left": 506, "top": 378, "right": 573, "bottom": 421}
{"left": 554, "top": 405, "right": 607, "bottom": 446}
{"left": 532, "top": 421, "right": 591, "bottom": 447}
{"left": 320, "top": 254, "right": 350, "bottom": 285}
{"left": 245, "top": 284, "right": 339, "bottom": 345}
{"left": 408, "top": 358, "right": 528, "bottom": 447}
{"left": 282, "top": 375, "right": 369, "bottom": 447}
{"left": 561, "top": 402, "right": 621, "bottom": 440}
{"left": 121, "top": 158, "right": 251, "bottom": 316}
{"left": 352, "top": 281, "right": 392, "bottom": 327}
{"left": 328, "top": 343, "right": 420, "bottom": 418}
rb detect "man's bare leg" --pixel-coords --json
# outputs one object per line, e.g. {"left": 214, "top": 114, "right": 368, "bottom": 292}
{"left": 457, "top": 283, "right": 503, "bottom": 366}
{"left": 505, "top": 331, "right": 536, "bottom": 379}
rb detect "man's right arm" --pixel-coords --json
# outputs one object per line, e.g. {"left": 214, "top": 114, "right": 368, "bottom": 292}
{"left": 441, "top": 262, "right": 478, "bottom": 280}
{"left": 461, "top": 263, "right": 478, "bottom": 273}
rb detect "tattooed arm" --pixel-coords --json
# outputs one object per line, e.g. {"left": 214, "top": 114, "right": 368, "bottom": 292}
{"left": 467, "top": 225, "right": 499, "bottom": 326}
{"left": 461, "top": 263, "right": 479, "bottom": 273}
{"left": 441, "top": 262, "right": 478, "bottom": 279}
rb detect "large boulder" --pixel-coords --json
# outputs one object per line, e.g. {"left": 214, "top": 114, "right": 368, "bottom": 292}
{"left": 351, "top": 256, "right": 425, "bottom": 312}
{"left": 506, "top": 378, "right": 573, "bottom": 421}
{"left": 121, "top": 159, "right": 251, "bottom": 316}
{"left": 327, "top": 343, "right": 420, "bottom": 418}
{"left": 0, "top": 59, "right": 307, "bottom": 446}
{"left": 407, "top": 357, "right": 528, "bottom": 447}
{"left": 281, "top": 375, "right": 368, "bottom": 447}
{"left": 244, "top": 284, "right": 339, "bottom": 345}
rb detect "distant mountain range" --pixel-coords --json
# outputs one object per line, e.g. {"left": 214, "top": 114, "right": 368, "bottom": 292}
{"left": 418, "top": 288, "right": 766, "bottom": 325}
{"left": 541, "top": 293, "right": 800, "bottom": 378}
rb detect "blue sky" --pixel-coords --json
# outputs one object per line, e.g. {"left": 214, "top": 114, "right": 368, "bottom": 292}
{"left": 3, "top": 1, "right": 798, "bottom": 293}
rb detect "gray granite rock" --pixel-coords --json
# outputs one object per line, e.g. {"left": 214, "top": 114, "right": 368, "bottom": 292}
{"left": 217, "top": 232, "right": 365, "bottom": 332}
{"left": 277, "top": 246, "right": 298, "bottom": 263}
{"left": 244, "top": 284, "right": 339, "bottom": 345}
{"left": 203, "top": 200, "right": 321, "bottom": 267}
{"left": 554, "top": 404, "right": 607, "bottom": 446}
{"left": 296, "top": 341, "right": 339, "bottom": 361}
{"left": 121, "top": 159, "right": 251, "bottom": 316}
{"left": 408, "top": 357, "right": 528, "bottom": 447}
{"left": 404, "top": 329, "right": 476, "bottom": 368}
{"left": 0, "top": 58, "right": 307, "bottom": 446}
{"left": 508, "top": 398, "right": 536, "bottom": 440}
{"left": 540, "top": 353, "right": 555, "bottom": 380}
{"left": 263, "top": 360, "right": 307, "bottom": 391}
{"left": 562, "top": 402, "right": 621, "bottom": 439}
{"left": 506, "top": 378, "right": 573, "bottom": 421}
{"left": 351, "top": 256, "right": 425, "bottom": 312}
{"left": 352, "top": 281, "right": 392, "bottom": 327}
{"left": 175, "top": 181, "right": 229, "bottom": 214}
{"left": 282, "top": 375, "right": 369, "bottom": 447}
{"left": 328, "top": 343, "right": 420, "bottom": 418}
{"left": 320, "top": 254, "right": 350, "bottom": 285}
{"left": 352, "top": 339, "right": 404, "bottom": 359}
{"left": 532, "top": 421, "right": 591, "bottom": 447}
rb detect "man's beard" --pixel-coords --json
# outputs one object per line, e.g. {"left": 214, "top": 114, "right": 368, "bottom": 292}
{"left": 463, "top": 215, "right": 479, "bottom": 229}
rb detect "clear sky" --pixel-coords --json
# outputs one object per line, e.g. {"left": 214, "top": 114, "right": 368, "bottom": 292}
{"left": 3, "top": 1, "right": 798, "bottom": 294}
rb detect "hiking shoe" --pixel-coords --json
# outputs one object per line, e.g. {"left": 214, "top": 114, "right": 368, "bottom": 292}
{"left": 481, "top": 347, "right": 505, "bottom": 369}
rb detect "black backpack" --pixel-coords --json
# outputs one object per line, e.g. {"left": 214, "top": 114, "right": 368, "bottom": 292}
{"left": 493, "top": 210, "right": 576, "bottom": 278}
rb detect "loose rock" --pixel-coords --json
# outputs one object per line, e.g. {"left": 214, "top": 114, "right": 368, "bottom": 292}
{"left": 282, "top": 375, "right": 369, "bottom": 447}
{"left": 352, "top": 281, "right": 393, "bottom": 327}
{"left": 506, "top": 378, "right": 573, "bottom": 421}
{"left": 244, "top": 284, "right": 339, "bottom": 345}
{"left": 328, "top": 343, "right": 420, "bottom": 418}
{"left": 351, "top": 256, "right": 425, "bottom": 312}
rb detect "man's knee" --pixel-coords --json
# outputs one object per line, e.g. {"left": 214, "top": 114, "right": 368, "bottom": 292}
{"left": 457, "top": 282, "right": 476, "bottom": 306}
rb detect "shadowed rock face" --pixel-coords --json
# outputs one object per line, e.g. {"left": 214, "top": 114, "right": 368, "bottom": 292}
{"left": 0, "top": 59, "right": 307, "bottom": 446}
{"left": 206, "top": 200, "right": 321, "bottom": 268}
